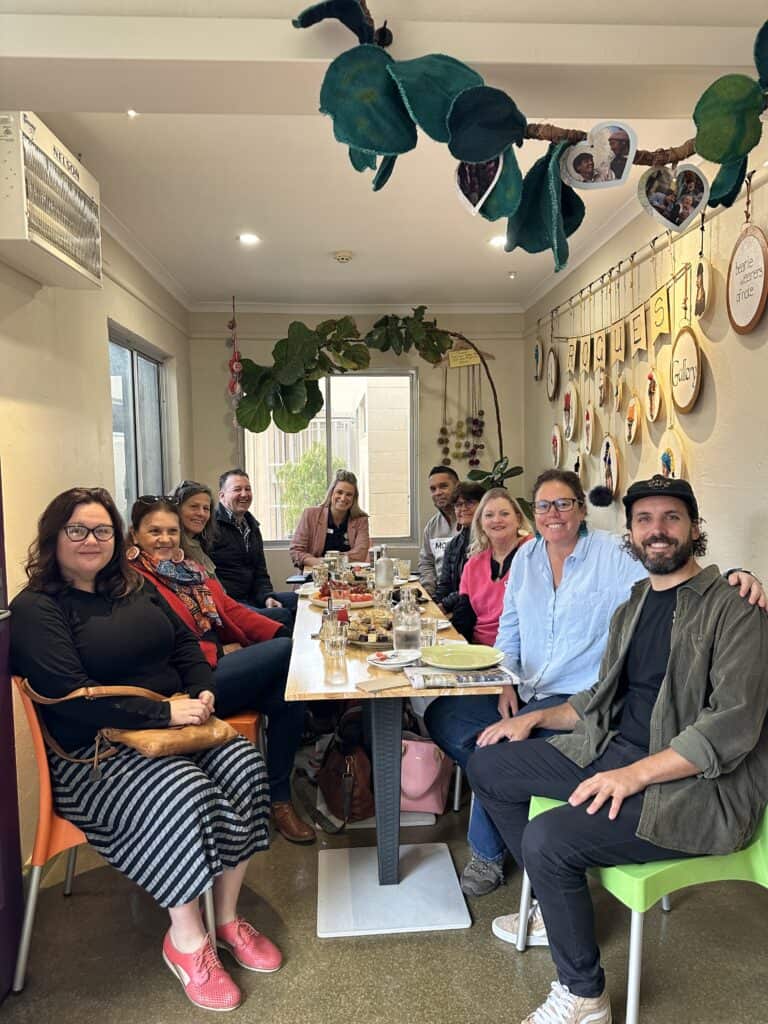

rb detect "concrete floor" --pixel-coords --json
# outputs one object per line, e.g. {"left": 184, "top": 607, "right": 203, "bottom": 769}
{"left": 4, "top": 801, "right": 767, "bottom": 1024}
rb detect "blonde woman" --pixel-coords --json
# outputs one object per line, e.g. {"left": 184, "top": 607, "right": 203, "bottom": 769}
{"left": 289, "top": 469, "right": 370, "bottom": 569}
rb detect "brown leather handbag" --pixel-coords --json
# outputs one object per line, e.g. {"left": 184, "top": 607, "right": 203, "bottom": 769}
{"left": 317, "top": 741, "right": 375, "bottom": 823}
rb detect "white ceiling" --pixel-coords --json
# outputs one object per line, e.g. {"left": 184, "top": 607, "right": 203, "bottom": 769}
{"left": 0, "top": 2, "right": 765, "bottom": 311}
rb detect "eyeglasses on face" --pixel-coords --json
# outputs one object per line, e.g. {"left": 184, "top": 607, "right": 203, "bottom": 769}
{"left": 136, "top": 494, "right": 177, "bottom": 505}
{"left": 454, "top": 500, "right": 479, "bottom": 510}
{"left": 533, "top": 498, "right": 582, "bottom": 514}
{"left": 63, "top": 524, "right": 115, "bottom": 542}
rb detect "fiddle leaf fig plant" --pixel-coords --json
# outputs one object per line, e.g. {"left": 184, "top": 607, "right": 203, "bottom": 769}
{"left": 467, "top": 458, "right": 532, "bottom": 520}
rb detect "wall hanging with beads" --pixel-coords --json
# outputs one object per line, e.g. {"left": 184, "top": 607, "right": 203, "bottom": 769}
{"left": 437, "top": 354, "right": 487, "bottom": 468}
{"left": 225, "top": 296, "right": 243, "bottom": 429}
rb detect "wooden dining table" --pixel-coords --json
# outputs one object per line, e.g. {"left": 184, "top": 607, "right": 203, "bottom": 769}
{"left": 285, "top": 590, "right": 504, "bottom": 936}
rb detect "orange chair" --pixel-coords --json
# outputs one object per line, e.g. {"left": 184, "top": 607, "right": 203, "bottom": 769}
{"left": 11, "top": 676, "right": 216, "bottom": 993}
{"left": 223, "top": 710, "right": 265, "bottom": 753}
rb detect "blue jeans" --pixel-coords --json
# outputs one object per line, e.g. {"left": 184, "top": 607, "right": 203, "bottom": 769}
{"left": 244, "top": 590, "right": 298, "bottom": 632}
{"left": 424, "top": 692, "right": 569, "bottom": 863}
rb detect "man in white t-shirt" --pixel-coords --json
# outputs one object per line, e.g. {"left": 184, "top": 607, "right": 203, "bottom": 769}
{"left": 417, "top": 466, "right": 459, "bottom": 597}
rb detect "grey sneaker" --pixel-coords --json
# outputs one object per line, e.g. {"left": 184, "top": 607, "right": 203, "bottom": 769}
{"left": 521, "top": 981, "right": 611, "bottom": 1024}
{"left": 492, "top": 899, "right": 548, "bottom": 946}
{"left": 459, "top": 855, "right": 505, "bottom": 896}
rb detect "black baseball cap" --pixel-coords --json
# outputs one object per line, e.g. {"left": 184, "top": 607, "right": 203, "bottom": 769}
{"left": 622, "top": 475, "right": 699, "bottom": 527}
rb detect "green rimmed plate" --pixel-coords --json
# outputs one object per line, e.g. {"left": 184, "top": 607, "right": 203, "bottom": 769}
{"left": 419, "top": 645, "right": 504, "bottom": 670}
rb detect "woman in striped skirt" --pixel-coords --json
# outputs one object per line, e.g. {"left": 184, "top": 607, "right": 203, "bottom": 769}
{"left": 11, "top": 487, "right": 281, "bottom": 1012}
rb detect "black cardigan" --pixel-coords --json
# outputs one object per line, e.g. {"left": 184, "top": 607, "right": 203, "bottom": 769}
{"left": 210, "top": 505, "right": 275, "bottom": 606}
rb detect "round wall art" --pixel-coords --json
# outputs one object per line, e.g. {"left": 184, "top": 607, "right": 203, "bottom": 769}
{"left": 583, "top": 401, "right": 595, "bottom": 454}
{"left": 563, "top": 382, "right": 579, "bottom": 441}
{"left": 657, "top": 427, "right": 686, "bottom": 480}
{"left": 551, "top": 424, "right": 563, "bottom": 467}
{"left": 645, "top": 367, "right": 661, "bottom": 422}
{"left": 546, "top": 347, "right": 560, "bottom": 401}
{"left": 727, "top": 225, "right": 768, "bottom": 334}
{"left": 625, "top": 394, "right": 640, "bottom": 445}
{"left": 670, "top": 326, "right": 701, "bottom": 414}
{"left": 599, "top": 434, "right": 619, "bottom": 497}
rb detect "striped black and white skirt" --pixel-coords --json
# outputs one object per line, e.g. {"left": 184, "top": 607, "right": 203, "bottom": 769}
{"left": 48, "top": 736, "right": 270, "bottom": 908}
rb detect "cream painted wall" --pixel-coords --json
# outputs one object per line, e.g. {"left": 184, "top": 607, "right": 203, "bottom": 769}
{"left": 1, "top": 232, "right": 192, "bottom": 856}
{"left": 523, "top": 142, "right": 768, "bottom": 580}
{"left": 188, "top": 311, "right": 526, "bottom": 583}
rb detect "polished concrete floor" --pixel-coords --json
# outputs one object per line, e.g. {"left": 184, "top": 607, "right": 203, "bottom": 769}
{"left": 4, "top": 798, "right": 767, "bottom": 1024}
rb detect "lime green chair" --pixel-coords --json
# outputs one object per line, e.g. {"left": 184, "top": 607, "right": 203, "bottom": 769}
{"left": 515, "top": 796, "right": 768, "bottom": 1024}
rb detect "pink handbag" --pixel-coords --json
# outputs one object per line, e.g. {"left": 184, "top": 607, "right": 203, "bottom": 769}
{"left": 400, "top": 733, "right": 454, "bottom": 814}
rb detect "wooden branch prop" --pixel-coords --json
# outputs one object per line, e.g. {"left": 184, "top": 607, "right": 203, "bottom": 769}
{"left": 526, "top": 123, "right": 696, "bottom": 166}
{"left": 448, "top": 331, "right": 505, "bottom": 458}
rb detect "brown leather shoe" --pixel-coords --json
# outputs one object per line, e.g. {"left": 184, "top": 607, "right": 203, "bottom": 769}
{"left": 272, "top": 801, "right": 316, "bottom": 844}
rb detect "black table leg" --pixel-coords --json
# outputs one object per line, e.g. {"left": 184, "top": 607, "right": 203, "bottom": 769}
{"left": 369, "top": 697, "right": 403, "bottom": 885}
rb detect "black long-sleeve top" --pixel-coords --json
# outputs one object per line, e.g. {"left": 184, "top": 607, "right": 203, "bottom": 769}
{"left": 10, "top": 585, "right": 214, "bottom": 751}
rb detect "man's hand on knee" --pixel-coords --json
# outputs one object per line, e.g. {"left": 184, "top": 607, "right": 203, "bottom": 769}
{"left": 568, "top": 764, "right": 646, "bottom": 820}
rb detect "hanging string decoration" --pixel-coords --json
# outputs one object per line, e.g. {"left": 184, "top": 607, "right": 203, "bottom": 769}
{"left": 226, "top": 296, "right": 243, "bottom": 429}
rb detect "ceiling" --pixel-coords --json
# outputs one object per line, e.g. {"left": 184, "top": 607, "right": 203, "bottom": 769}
{"left": 0, "top": 2, "right": 765, "bottom": 312}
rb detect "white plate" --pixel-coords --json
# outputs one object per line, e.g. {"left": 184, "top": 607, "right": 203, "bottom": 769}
{"left": 436, "top": 619, "right": 451, "bottom": 631}
{"left": 310, "top": 596, "right": 374, "bottom": 609}
{"left": 366, "top": 649, "right": 422, "bottom": 671}
{"left": 297, "top": 582, "right": 316, "bottom": 596}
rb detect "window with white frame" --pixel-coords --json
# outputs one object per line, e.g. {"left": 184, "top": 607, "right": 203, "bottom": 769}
{"left": 244, "top": 372, "right": 415, "bottom": 543}
{"left": 108, "top": 323, "right": 165, "bottom": 524}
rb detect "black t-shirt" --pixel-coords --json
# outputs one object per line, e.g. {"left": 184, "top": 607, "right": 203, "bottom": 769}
{"left": 322, "top": 507, "right": 351, "bottom": 555}
{"left": 616, "top": 582, "right": 682, "bottom": 751}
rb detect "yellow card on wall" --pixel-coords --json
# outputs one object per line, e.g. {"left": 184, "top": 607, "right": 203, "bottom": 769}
{"left": 567, "top": 337, "right": 579, "bottom": 374}
{"left": 610, "top": 320, "right": 626, "bottom": 364}
{"left": 594, "top": 331, "right": 607, "bottom": 369}
{"left": 580, "top": 335, "right": 592, "bottom": 374}
{"left": 628, "top": 305, "right": 648, "bottom": 357}
{"left": 649, "top": 286, "right": 670, "bottom": 343}
{"left": 448, "top": 347, "right": 481, "bottom": 368}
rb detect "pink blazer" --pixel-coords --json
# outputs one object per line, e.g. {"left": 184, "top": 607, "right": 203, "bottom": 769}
{"left": 289, "top": 505, "right": 370, "bottom": 568}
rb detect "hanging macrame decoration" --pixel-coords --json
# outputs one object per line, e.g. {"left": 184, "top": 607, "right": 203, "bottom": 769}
{"left": 226, "top": 296, "right": 243, "bottom": 429}
{"left": 437, "top": 360, "right": 486, "bottom": 467}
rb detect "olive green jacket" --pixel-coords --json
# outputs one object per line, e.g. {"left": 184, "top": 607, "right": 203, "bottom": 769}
{"left": 549, "top": 565, "right": 768, "bottom": 855}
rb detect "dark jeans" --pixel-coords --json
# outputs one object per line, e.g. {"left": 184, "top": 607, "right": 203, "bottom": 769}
{"left": 213, "top": 636, "right": 304, "bottom": 804}
{"left": 244, "top": 591, "right": 298, "bottom": 632}
{"left": 467, "top": 736, "right": 691, "bottom": 998}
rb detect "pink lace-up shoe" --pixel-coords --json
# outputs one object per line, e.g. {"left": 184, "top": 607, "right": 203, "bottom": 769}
{"left": 216, "top": 917, "right": 283, "bottom": 973}
{"left": 162, "top": 931, "right": 241, "bottom": 1012}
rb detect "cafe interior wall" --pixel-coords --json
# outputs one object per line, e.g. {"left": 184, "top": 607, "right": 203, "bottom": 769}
{"left": 188, "top": 311, "right": 526, "bottom": 582}
{"left": 522, "top": 134, "right": 768, "bottom": 582}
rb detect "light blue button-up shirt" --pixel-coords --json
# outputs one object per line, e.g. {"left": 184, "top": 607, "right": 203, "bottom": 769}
{"left": 496, "top": 529, "right": 647, "bottom": 703}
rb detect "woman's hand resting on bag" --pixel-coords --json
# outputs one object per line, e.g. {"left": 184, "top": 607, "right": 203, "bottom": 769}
{"left": 169, "top": 696, "right": 214, "bottom": 727}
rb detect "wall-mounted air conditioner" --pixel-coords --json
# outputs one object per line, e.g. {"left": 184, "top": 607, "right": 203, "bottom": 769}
{"left": 0, "top": 111, "right": 102, "bottom": 289}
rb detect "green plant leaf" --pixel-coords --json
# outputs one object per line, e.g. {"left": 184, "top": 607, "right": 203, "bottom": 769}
{"left": 754, "top": 20, "right": 768, "bottom": 88}
{"left": 272, "top": 324, "right": 320, "bottom": 385}
{"left": 466, "top": 469, "right": 490, "bottom": 481}
{"left": 272, "top": 404, "right": 312, "bottom": 433}
{"left": 693, "top": 74, "right": 764, "bottom": 163}
{"left": 239, "top": 360, "right": 279, "bottom": 407}
{"left": 501, "top": 466, "right": 524, "bottom": 479}
{"left": 327, "top": 315, "right": 360, "bottom": 342}
{"left": 372, "top": 155, "right": 397, "bottom": 191}
{"left": 304, "top": 378, "right": 325, "bottom": 419}
{"left": 447, "top": 86, "right": 527, "bottom": 162}
{"left": 505, "top": 142, "right": 585, "bottom": 271}
{"left": 320, "top": 45, "right": 418, "bottom": 156}
{"left": 708, "top": 157, "right": 748, "bottom": 208}
{"left": 479, "top": 146, "right": 523, "bottom": 222}
{"left": 349, "top": 147, "right": 377, "bottom": 172}
{"left": 341, "top": 342, "right": 371, "bottom": 368}
{"left": 387, "top": 54, "right": 483, "bottom": 143}
{"left": 280, "top": 379, "right": 308, "bottom": 414}
{"left": 293, "top": 1, "right": 373, "bottom": 44}
{"left": 236, "top": 396, "right": 273, "bottom": 433}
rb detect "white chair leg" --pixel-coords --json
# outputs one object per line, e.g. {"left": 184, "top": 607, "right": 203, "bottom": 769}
{"left": 625, "top": 909, "right": 645, "bottom": 1024}
{"left": 202, "top": 886, "right": 216, "bottom": 941}
{"left": 661, "top": 894, "right": 671, "bottom": 912}
{"left": 63, "top": 847, "right": 78, "bottom": 896}
{"left": 452, "top": 764, "right": 462, "bottom": 812}
{"left": 516, "top": 870, "right": 533, "bottom": 952}
{"left": 13, "top": 865, "right": 43, "bottom": 992}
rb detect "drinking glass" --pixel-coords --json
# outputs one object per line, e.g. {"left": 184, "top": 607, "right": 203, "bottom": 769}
{"left": 325, "top": 621, "right": 348, "bottom": 657}
{"left": 419, "top": 618, "right": 437, "bottom": 649}
{"left": 396, "top": 558, "right": 412, "bottom": 581}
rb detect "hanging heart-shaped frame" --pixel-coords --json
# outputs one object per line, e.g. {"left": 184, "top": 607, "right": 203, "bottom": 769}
{"left": 559, "top": 121, "right": 637, "bottom": 191}
{"left": 455, "top": 154, "right": 503, "bottom": 216}
{"left": 638, "top": 163, "right": 710, "bottom": 234}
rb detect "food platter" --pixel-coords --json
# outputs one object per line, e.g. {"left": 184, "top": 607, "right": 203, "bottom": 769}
{"left": 347, "top": 608, "right": 394, "bottom": 647}
{"left": 310, "top": 592, "right": 374, "bottom": 609}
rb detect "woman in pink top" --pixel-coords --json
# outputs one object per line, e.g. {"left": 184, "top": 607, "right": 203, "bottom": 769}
{"left": 459, "top": 488, "right": 532, "bottom": 645}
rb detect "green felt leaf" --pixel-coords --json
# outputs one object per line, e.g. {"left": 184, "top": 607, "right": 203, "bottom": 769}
{"left": 693, "top": 74, "right": 764, "bottom": 163}
{"left": 349, "top": 147, "right": 377, "bottom": 172}
{"left": 447, "top": 86, "right": 527, "bottom": 163}
{"left": 293, "top": 1, "right": 373, "bottom": 44}
{"left": 272, "top": 325, "right": 320, "bottom": 385}
{"left": 372, "top": 155, "right": 397, "bottom": 191}
{"left": 754, "top": 20, "right": 768, "bottom": 88}
{"left": 479, "top": 147, "right": 523, "bottom": 222}
{"left": 320, "top": 45, "right": 418, "bottom": 156}
{"left": 708, "top": 157, "right": 748, "bottom": 208}
{"left": 387, "top": 54, "right": 483, "bottom": 143}
{"left": 236, "top": 397, "right": 272, "bottom": 434}
{"left": 505, "top": 142, "right": 585, "bottom": 272}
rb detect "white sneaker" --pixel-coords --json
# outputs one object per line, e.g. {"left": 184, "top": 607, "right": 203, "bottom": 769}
{"left": 521, "top": 981, "right": 611, "bottom": 1024}
{"left": 492, "top": 899, "right": 548, "bottom": 946}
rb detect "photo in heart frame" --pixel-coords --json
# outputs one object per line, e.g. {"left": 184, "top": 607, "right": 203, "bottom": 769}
{"left": 455, "top": 155, "right": 503, "bottom": 215}
{"left": 559, "top": 122, "right": 637, "bottom": 191}
{"left": 638, "top": 163, "right": 710, "bottom": 233}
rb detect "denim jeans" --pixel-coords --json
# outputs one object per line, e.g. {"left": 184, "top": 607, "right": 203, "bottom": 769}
{"left": 425, "top": 692, "right": 569, "bottom": 863}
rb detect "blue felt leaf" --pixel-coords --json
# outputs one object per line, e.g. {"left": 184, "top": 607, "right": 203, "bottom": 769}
{"left": 708, "top": 157, "right": 748, "bottom": 208}
{"left": 479, "top": 147, "right": 523, "bottom": 222}
{"left": 293, "top": 0, "right": 374, "bottom": 44}
{"left": 447, "top": 86, "right": 527, "bottom": 163}
{"left": 349, "top": 147, "right": 377, "bottom": 172}
{"left": 372, "top": 155, "right": 397, "bottom": 191}
{"left": 387, "top": 54, "right": 483, "bottom": 143}
{"left": 754, "top": 20, "right": 768, "bottom": 88}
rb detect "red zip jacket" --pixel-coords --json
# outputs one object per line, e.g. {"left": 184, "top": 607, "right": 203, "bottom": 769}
{"left": 135, "top": 564, "right": 282, "bottom": 668}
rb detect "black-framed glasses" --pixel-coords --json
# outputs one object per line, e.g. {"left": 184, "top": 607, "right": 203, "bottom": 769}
{"left": 533, "top": 498, "right": 583, "bottom": 514}
{"left": 454, "top": 500, "right": 479, "bottom": 510}
{"left": 63, "top": 524, "right": 115, "bottom": 542}
{"left": 136, "top": 494, "right": 177, "bottom": 505}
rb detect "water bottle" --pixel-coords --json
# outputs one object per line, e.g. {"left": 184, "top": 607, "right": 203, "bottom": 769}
{"left": 374, "top": 543, "right": 395, "bottom": 589}
{"left": 393, "top": 588, "right": 421, "bottom": 652}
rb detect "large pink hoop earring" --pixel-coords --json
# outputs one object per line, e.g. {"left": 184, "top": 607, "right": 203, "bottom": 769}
{"left": 126, "top": 545, "right": 140, "bottom": 562}
{"left": 171, "top": 548, "right": 185, "bottom": 564}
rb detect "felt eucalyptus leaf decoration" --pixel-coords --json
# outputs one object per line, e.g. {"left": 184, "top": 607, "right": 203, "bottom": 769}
{"left": 479, "top": 146, "right": 524, "bottom": 222}
{"left": 386, "top": 54, "right": 484, "bottom": 143}
{"left": 447, "top": 86, "right": 527, "bottom": 162}
{"left": 349, "top": 147, "right": 377, "bottom": 172}
{"left": 505, "top": 142, "right": 585, "bottom": 272}
{"left": 292, "top": 0, "right": 374, "bottom": 44}
{"left": 708, "top": 157, "right": 748, "bottom": 208}
{"left": 754, "top": 20, "right": 768, "bottom": 88}
{"left": 693, "top": 74, "right": 765, "bottom": 164}
{"left": 372, "top": 154, "right": 397, "bottom": 191}
{"left": 320, "top": 45, "right": 418, "bottom": 156}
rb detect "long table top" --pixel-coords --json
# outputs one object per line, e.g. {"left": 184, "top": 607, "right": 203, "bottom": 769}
{"left": 285, "top": 594, "right": 504, "bottom": 702}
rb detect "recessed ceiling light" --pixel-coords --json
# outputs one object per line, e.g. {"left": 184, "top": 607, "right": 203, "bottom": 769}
{"left": 238, "top": 233, "right": 261, "bottom": 246}
{"left": 489, "top": 235, "right": 506, "bottom": 249}
{"left": 508, "top": 271, "right": 517, "bottom": 280}
{"left": 126, "top": 109, "right": 139, "bottom": 118}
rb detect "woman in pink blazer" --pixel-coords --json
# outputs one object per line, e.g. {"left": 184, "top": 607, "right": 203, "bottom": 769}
{"left": 289, "top": 469, "right": 370, "bottom": 569}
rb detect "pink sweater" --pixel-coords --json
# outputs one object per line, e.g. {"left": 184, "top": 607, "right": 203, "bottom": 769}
{"left": 459, "top": 539, "right": 529, "bottom": 645}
